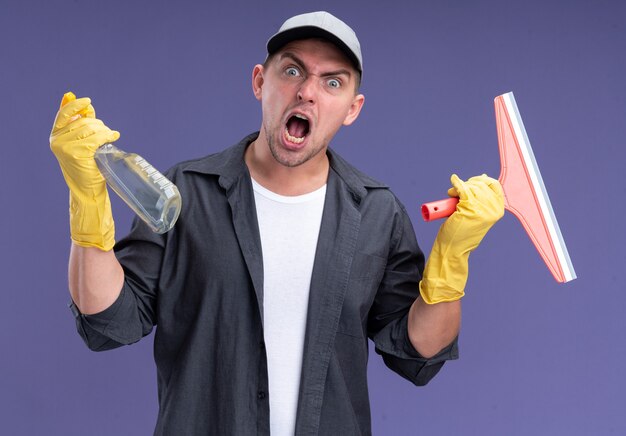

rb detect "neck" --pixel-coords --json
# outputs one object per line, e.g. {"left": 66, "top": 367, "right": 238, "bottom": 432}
{"left": 244, "top": 134, "right": 329, "bottom": 196}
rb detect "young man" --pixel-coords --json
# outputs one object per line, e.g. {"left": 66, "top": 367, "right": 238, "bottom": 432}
{"left": 50, "top": 11, "right": 503, "bottom": 436}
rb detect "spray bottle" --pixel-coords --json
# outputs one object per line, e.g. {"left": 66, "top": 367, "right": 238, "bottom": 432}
{"left": 61, "top": 92, "right": 182, "bottom": 234}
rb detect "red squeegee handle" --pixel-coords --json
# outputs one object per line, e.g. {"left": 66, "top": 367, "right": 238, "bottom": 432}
{"left": 421, "top": 197, "right": 460, "bottom": 221}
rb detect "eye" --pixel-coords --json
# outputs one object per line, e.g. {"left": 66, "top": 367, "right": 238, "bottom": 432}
{"left": 285, "top": 66, "right": 301, "bottom": 77}
{"left": 327, "top": 78, "right": 341, "bottom": 89}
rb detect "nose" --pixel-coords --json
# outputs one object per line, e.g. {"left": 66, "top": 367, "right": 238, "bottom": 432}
{"left": 297, "top": 76, "right": 317, "bottom": 103}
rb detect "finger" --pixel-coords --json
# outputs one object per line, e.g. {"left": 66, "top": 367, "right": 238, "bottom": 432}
{"left": 486, "top": 178, "right": 504, "bottom": 199}
{"left": 83, "top": 129, "right": 119, "bottom": 146}
{"left": 465, "top": 177, "right": 505, "bottom": 218}
{"left": 60, "top": 92, "right": 76, "bottom": 108}
{"left": 53, "top": 97, "right": 92, "bottom": 130}
{"left": 83, "top": 104, "right": 96, "bottom": 119}
{"left": 467, "top": 174, "right": 496, "bottom": 185}
{"left": 55, "top": 119, "right": 114, "bottom": 144}
{"left": 56, "top": 117, "right": 117, "bottom": 139}
{"left": 466, "top": 174, "right": 504, "bottom": 200}
{"left": 449, "top": 174, "right": 469, "bottom": 201}
{"left": 108, "top": 130, "right": 120, "bottom": 143}
{"left": 61, "top": 116, "right": 106, "bottom": 134}
{"left": 62, "top": 129, "right": 120, "bottom": 153}
{"left": 73, "top": 124, "right": 111, "bottom": 141}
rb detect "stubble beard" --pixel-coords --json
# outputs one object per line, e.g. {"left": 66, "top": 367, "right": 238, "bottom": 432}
{"left": 264, "top": 123, "right": 327, "bottom": 168}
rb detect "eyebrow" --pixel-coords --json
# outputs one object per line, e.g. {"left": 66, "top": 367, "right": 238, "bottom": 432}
{"left": 279, "top": 52, "right": 353, "bottom": 79}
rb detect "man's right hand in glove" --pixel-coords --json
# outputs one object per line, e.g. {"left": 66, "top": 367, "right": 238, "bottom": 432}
{"left": 50, "top": 92, "right": 120, "bottom": 251}
{"left": 50, "top": 92, "right": 124, "bottom": 314}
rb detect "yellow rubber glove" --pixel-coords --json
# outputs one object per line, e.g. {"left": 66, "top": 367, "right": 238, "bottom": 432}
{"left": 419, "top": 174, "right": 505, "bottom": 304}
{"left": 49, "top": 92, "right": 120, "bottom": 251}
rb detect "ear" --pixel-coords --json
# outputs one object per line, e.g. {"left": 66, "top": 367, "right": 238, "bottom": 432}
{"left": 342, "top": 93, "right": 365, "bottom": 126}
{"left": 252, "top": 64, "right": 264, "bottom": 101}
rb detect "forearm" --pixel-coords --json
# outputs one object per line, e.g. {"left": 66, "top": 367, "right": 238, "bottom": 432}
{"left": 407, "top": 297, "right": 461, "bottom": 358}
{"left": 69, "top": 243, "right": 124, "bottom": 315}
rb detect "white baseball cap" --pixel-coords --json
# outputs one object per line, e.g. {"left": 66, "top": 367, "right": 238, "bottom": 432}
{"left": 266, "top": 11, "right": 363, "bottom": 74}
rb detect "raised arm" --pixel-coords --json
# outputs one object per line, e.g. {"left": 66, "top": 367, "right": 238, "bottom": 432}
{"left": 50, "top": 92, "right": 124, "bottom": 314}
{"left": 409, "top": 174, "right": 504, "bottom": 357}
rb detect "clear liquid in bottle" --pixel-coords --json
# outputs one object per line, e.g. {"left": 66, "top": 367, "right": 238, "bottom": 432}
{"left": 95, "top": 144, "right": 182, "bottom": 233}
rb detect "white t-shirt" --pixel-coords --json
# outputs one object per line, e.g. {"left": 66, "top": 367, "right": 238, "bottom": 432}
{"left": 252, "top": 178, "right": 326, "bottom": 436}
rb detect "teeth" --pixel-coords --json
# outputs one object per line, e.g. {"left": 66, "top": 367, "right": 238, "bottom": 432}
{"left": 294, "top": 113, "right": 308, "bottom": 121}
{"left": 284, "top": 127, "right": 305, "bottom": 144}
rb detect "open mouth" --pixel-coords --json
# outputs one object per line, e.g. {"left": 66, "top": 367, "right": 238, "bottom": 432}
{"left": 284, "top": 113, "right": 310, "bottom": 144}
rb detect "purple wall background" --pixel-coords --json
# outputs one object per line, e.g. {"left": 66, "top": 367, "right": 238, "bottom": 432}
{"left": 1, "top": 0, "right": 624, "bottom": 434}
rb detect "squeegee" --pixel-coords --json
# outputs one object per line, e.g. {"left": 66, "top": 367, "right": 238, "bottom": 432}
{"left": 421, "top": 92, "right": 576, "bottom": 283}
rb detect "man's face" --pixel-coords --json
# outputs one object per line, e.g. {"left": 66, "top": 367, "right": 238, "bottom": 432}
{"left": 252, "top": 38, "right": 364, "bottom": 168}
